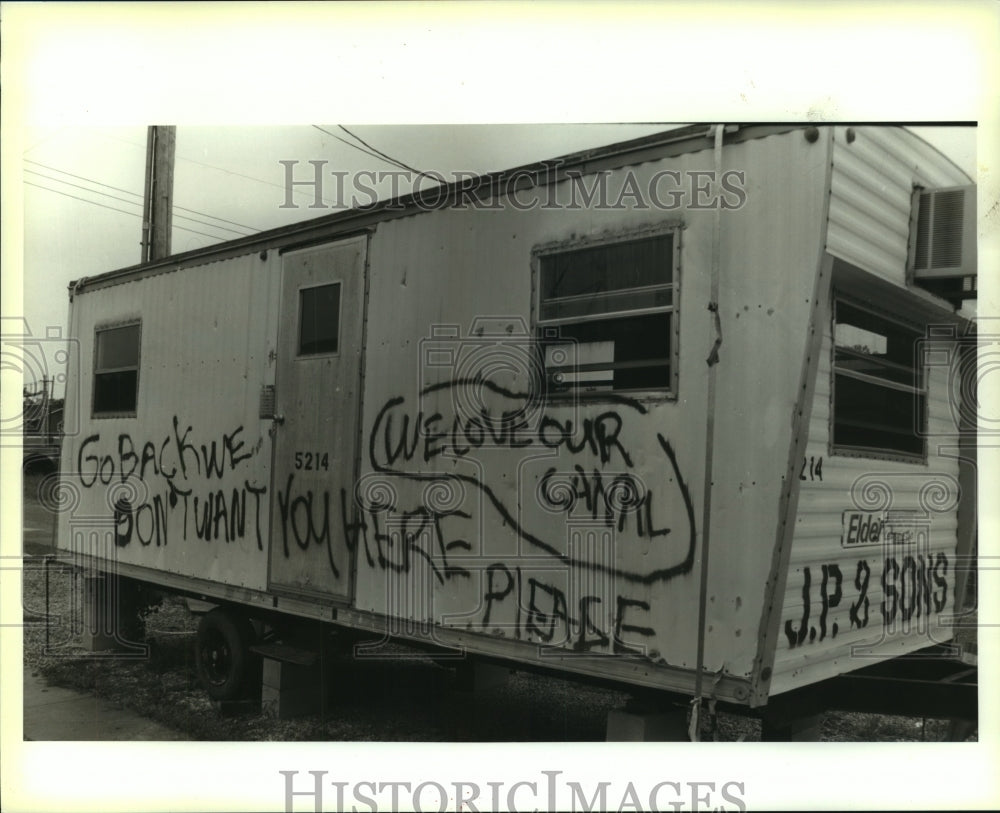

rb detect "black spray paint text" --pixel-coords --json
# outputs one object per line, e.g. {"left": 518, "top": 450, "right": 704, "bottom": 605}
{"left": 785, "top": 552, "right": 949, "bottom": 648}
{"left": 373, "top": 400, "right": 634, "bottom": 469}
{"left": 76, "top": 420, "right": 266, "bottom": 550}
{"left": 481, "top": 563, "right": 656, "bottom": 654}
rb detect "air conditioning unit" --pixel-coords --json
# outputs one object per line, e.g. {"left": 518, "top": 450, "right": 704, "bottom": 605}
{"left": 908, "top": 184, "right": 977, "bottom": 307}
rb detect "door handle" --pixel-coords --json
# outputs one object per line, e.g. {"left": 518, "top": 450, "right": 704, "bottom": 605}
{"left": 268, "top": 414, "right": 285, "bottom": 437}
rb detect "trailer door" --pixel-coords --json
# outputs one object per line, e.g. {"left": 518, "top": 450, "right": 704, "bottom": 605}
{"left": 268, "top": 236, "right": 367, "bottom": 601}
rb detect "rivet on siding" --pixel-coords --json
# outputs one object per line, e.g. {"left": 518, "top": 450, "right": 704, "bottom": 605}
{"left": 846, "top": 127, "right": 856, "bottom": 143}
{"left": 804, "top": 127, "right": 820, "bottom": 143}
{"left": 259, "top": 250, "right": 268, "bottom": 261}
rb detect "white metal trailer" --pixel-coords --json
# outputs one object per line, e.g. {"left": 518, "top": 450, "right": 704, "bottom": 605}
{"left": 56, "top": 124, "right": 977, "bottom": 717}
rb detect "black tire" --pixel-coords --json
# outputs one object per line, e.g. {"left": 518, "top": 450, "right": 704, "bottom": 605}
{"left": 195, "top": 607, "right": 258, "bottom": 701}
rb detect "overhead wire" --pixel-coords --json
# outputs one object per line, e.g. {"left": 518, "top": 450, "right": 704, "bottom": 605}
{"left": 344, "top": 126, "right": 439, "bottom": 189}
{"left": 25, "top": 169, "right": 253, "bottom": 237}
{"left": 28, "top": 125, "right": 429, "bottom": 240}
{"left": 30, "top": 125, "right": 437, "bottom": 212}
{"left": 24, "top": 160, "right": 260, "bottom": 234}
{"left": 25, "top": 181, "right": 236, "bottom": 242}
{"left": 312, "top": 124, "right": 433, "bottom": 187}
{"left": 89, "top": 128, "right": 340, "bottom": 207}
{"left": 25, "top": 160, "right": 143, "bottom": 199}
{"left": 311, "top": 125, "right": 407, "bottom": 171}
{"left": 338, "top": 125, "right": 425, "bottom": 176}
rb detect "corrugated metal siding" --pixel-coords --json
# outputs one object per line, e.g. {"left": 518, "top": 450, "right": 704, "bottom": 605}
{"left": 826, "top": 126, "right": 972, "bottom": 284}
{"left": 770, "top": 126, "right": 971, "bottom": 696}
{"left": 356, "top": 162, "right": 716, "bottom": 690}
{"left": 57, "top": 252, "right": 279, "bottom": 590}
{"left": 352, "top": 128, "right": 829, "bottom": 699}
{"left": 770, "top": 324, "right": 961, "bottom": 695}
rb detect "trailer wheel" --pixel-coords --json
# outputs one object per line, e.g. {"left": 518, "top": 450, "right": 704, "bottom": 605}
{"left": 195, "top": 608, "right": 258, "bottom": 701}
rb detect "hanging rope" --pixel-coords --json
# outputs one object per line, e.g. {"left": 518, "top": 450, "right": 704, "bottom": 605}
{"left": 706, "top": 301, "right": 723, "bottom": 367}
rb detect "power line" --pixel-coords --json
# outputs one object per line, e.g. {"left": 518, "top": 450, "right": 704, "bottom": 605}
{"left": 337, "top": 125, "right": 426, "bottom": 177}
{"left": 311, "top": 125, "right": 406, "bottom": 170}
{"left": 25, "top": 180, "right": 143, "bottom": 219}
{"left": 311, "top": 124, "right": 427, "bottom": 179}
{"left": 27, "top": 180, "right": 231, "bottom": 242}
{"left": 25, "top": 181, "right": 234, "bottom": 242}
{"left": 26, "top": 167, "right": 138, "bottom": 201}
{"left": 90, "top": 128, "right": 340, "bottom": 206}
{"left": 24, "top": 159, "right": 261, "bottom": 233}
{"left": 174, "top": 204, "right": 256, "bottom": 233}
{"left": 25, "top": 169, "right": 252, "bottom": 237}
{"left": 25, "top": 160, "right": 141, "bottom": 199}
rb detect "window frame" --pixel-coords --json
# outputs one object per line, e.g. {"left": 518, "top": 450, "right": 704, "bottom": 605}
{"left": 531, "top": 222, "right": 682, "bottom": 401}
{"left": 92, "top": 320, "right": 142, "bottom": 418}
{"left": 829, "top": 293, "right": 928, "bottom": 464}
{"left": 296, "top": 280, "right": 342, "bottom": 359}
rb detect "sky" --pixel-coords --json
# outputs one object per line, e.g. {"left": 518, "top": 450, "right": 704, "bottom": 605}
{"left": 20, "top": 123, "right": 667, "bottom": 320}
{"left": 18, "top": 122, "right": 978, "bottom": 399}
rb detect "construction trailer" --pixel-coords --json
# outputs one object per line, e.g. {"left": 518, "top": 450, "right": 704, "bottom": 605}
{"left": 55, "top": 124, "right": 978, "bottom": 732}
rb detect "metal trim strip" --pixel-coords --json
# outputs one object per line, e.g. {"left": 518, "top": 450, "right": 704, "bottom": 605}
{"left": 750, "top": 128, "right": 837, "bottom": 706}
{"left": 59, "top": 549, "right": 754, "bottom": 703}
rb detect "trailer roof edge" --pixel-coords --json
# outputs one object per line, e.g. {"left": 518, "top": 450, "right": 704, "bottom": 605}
{"left": 71, "top": 123, "right": 972, "bottom": 296}
{"left": 72, "top": 123, "right": 809, "bottom": 293}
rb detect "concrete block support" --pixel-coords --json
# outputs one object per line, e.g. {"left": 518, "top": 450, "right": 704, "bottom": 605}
{"left": 81, "top": 574, "right": 116, "bottom": 651}
{"left": 606, "top": 705, "right": 690, "bottom": 741}
{"left": 260, "top": 659, "right": 323, "bottom": 719}
{"left": 80, "top": 573, "right": 145, "bottom": 652}
{"left": 760, "top": 713, "right": 822, "bottom": 741}
{"left": 454, "top": 660, "right": 512, "bottom": 693}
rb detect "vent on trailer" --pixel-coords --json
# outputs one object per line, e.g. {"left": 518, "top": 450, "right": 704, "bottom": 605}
{"left": 908, "top": 185, "right": 977, "bottom": 308}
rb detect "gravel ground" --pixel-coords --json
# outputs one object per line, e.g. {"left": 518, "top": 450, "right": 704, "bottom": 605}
{"left": 20, "top": 471, "right": 975, "bottom": 742}
{"left": 24, "top": 566, "right": 636, "bottom": 741}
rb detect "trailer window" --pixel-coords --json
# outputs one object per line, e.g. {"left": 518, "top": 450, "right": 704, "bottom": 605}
{"left": 535, "top": 231, "right": 677, "bottom": 395}
{"left": 93, "top": 323, "right": 140, "bottom": 416}
{"left": 298, "top": 282, "right": 341, "bottom": 355}
{"left": 832, "top": 299, "right": 926, "bottom": 459}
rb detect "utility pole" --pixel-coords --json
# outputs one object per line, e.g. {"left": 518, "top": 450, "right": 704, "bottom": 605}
{"left": 141, "top": 125, "right": 176, "bottom": 263}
